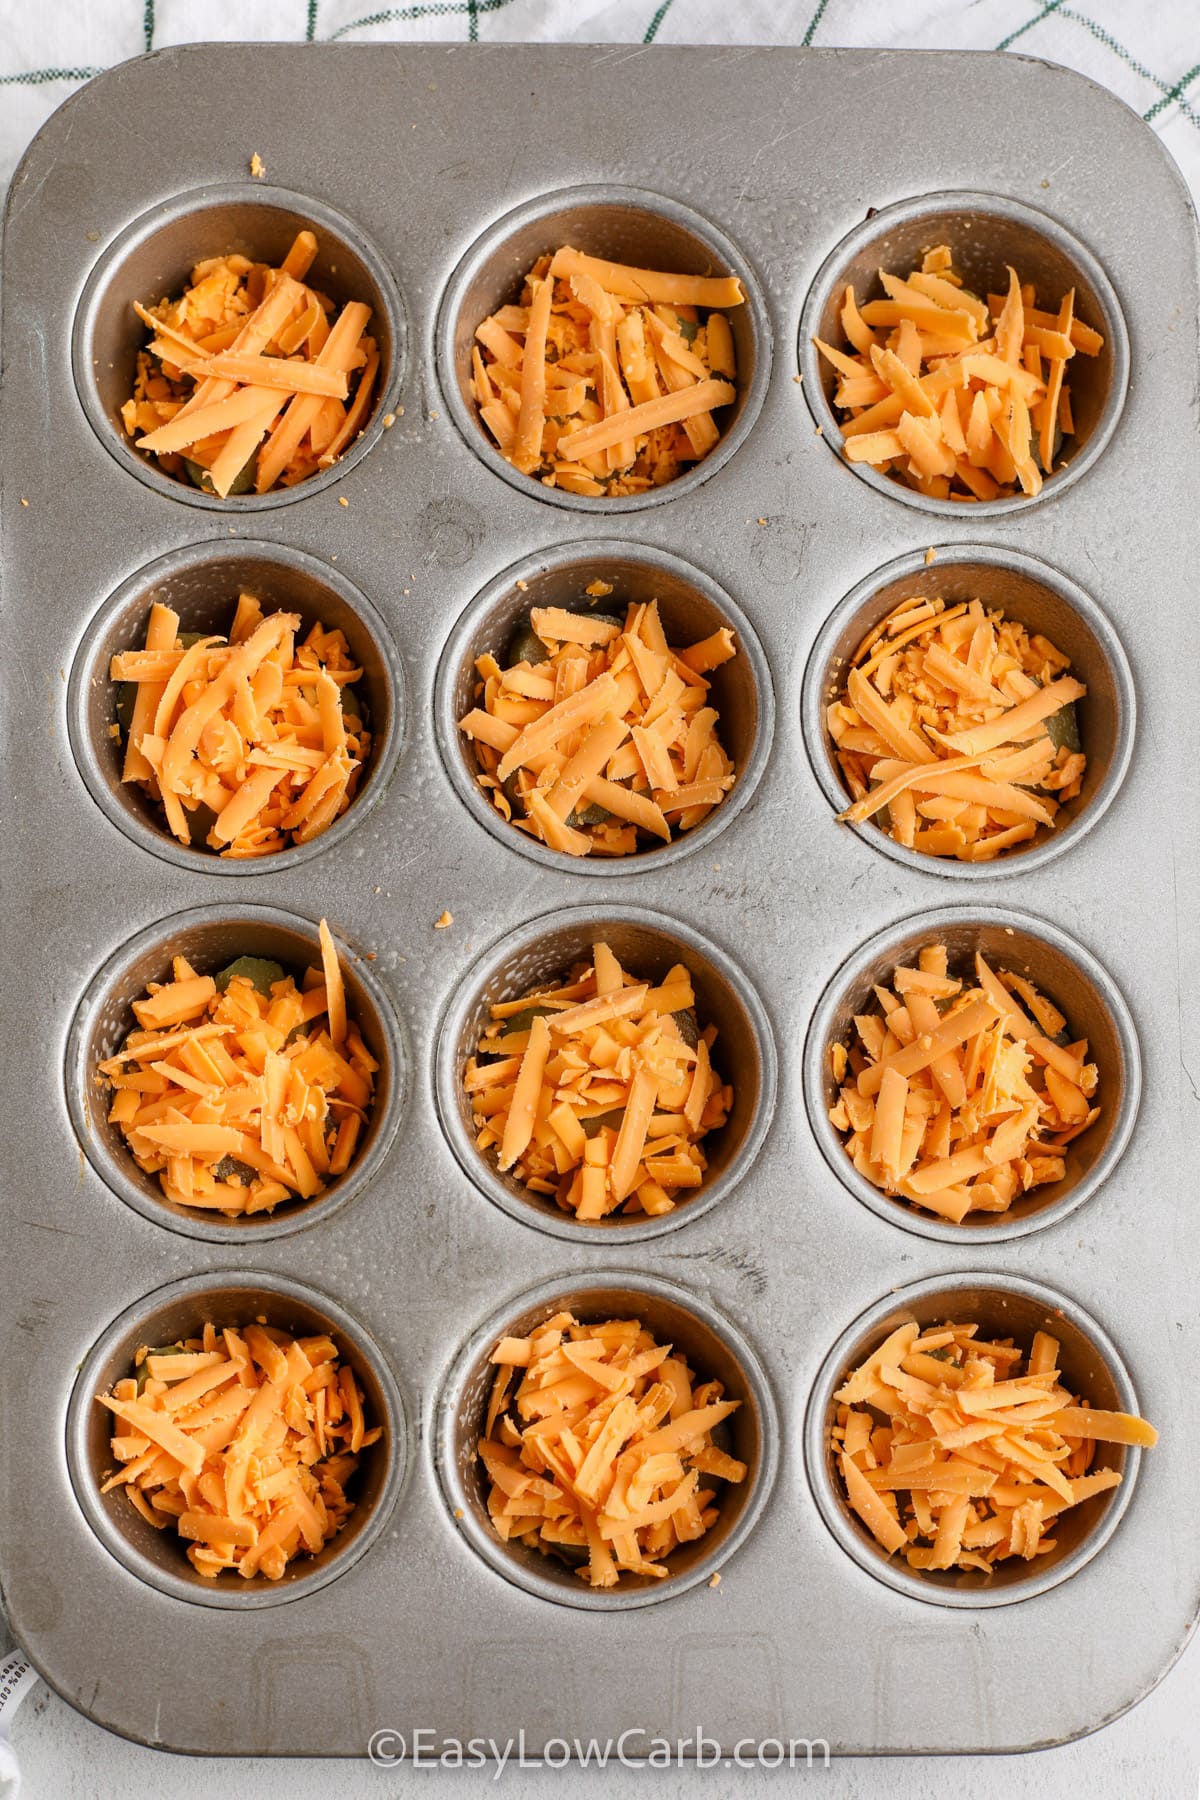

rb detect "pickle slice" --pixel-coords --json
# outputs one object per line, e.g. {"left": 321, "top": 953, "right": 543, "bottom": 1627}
{"left": 135, "top": 1344, "right": 187, "bottom": 1395}
{"left": 214, "top": 955, "right": 285, "bottom": 996}
{"left": 182, "top": 451, "right": 257, "bottom": 496}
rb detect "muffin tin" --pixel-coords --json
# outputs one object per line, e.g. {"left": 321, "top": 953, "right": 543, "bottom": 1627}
{"left": 1, "top": 42, "right": 1196, "bottom": 1759}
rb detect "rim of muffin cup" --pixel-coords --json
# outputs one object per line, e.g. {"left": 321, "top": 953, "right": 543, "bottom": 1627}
{"left": 800, "top": 544, "right": 1135, "bottom": 880}
{"left": 66, "top": 1270, "right": 408, "bottom": 1609}
{"left": 434, "top": 905, "right": 778, "bottom": 1244}
{"left": 71, "top": 182, "right": 406, "bottom": 510}
{"left": 65, "top": 904, "right": 406, "bottom": 1242}
{"left": 435, "top": 1270, "right": 779, "bottom": 1610}
{"left": 803, "top": 1272, "right": 1146, "bottom": 1607}
{"left": 434, "top": 539, "right": 775, "bottom": 875}
{"left": 67, "top": 539, "right": 406, "bottom": 874}
{"left": 435, "top": 182, "right": 772, "bottom": 512}
{"left": 797, "top": 189, "right": 1130, "bottom": 517}
{"left": 802, "top": 904, "right": 1141, "bottom": 1244}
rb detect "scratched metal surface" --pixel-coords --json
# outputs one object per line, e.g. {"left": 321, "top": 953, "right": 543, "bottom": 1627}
{"left": 0, "top": 42, "right": 1197, "bottom": 1758}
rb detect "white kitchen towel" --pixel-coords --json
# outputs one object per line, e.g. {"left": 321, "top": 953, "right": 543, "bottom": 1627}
{"left": 1, "top": 2, "right": 1197, "bottom": 199}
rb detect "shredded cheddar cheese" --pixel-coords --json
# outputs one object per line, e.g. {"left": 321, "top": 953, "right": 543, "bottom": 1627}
{"left": 98, "top": 1322, "right": 380, "bottom": 1579}
{"left": 479, "top": 1311, "right": 745, "bottom": 1586}
{"left": 123, "top": 231, "right": 378, "bottom": 497}
{"left": 471, "top": 248, "right": 743, "bottom": 496}
{"left": 831, "top": 1319, "right": 1156, "bottom": 1573}
{"left": 828, "top": 592, "right": 1086, "bottom": 861}
{"left": 814, "top": 244, "right": 1103, "bottom": 502}
{"left": 466, "top": 940, "right": 731, "bottom": 1219}
{"left": 459, "top": 594, "right": 737, "bottom": 857}
{"left": 113, "top": 594, "right": 370, "bottom": 858}
{"left": 828, "top": 943, "right": 1100, "bottom": 1222}
{"left": 98, "top": 922, "right": 376, "bottom": 1215}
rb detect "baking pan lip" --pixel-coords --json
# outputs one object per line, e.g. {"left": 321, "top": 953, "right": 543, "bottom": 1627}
{"left": 802, "top": 1270, "right": 1144, "bottom": 1607}
{"left": 796, "top": 187, "right": 1131, "bottom": 518}
{"left": 64, "top": 901, "right": 408, "bottom": 1243}
{"left": 432, "top": 180, "right": 773, "bottom": 513}
{"left": 801, "top": 902, "right": 1142, "bottom": 1244}
{"left": 64, "top": 1268, "right": 409, "bottom": 1611}
{"left": 434, "top": 1267, "right": 781, "bottom": 1610}
{"left": 799, "top": 542, "right": 1136, "bottom": 880}
{"left": 65, "top": 537, "right": 407, "bottom": 875}
{"left": 432, "top": 537, "right": 776, "bottom": 875}
{"left": 69, "top": 179, "right": 407, "bottom": 511}
{"left": 433, "top": 902, "right": 779, "bottom": 1243}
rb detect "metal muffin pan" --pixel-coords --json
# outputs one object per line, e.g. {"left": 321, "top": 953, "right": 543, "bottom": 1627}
{"left": 0, "top": 42, "right": 1195, "bottom": 1760}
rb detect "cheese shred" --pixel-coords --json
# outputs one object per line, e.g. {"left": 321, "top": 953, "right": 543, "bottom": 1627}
{"left": 98, "top": 923, "right": 376, "bottom": 1215}
{"left": 832, "top": 1319, "right": 1156, "bottom": 1574}
{"left": 479, "top": 1311, "right": 745, "bottom": 1586}
{"left": 828, "top": 942, "right": 1100, "bottom": 1221}
{"left": 815, "top": 245, "right": 1103, "bottom": 502}
{"left": 98, "top": 1322, "right": 381, "bottom": 1580}
{"left": 466, "top": 939, "right": 731, "bottom": 1219}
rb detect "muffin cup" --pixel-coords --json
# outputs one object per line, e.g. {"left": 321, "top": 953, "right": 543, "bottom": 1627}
{"left": 797, "top": 190, "right": 1129, "bottom": 516}
{"left": 434, "top": 906, "right": 777, "bottom": 1243}
{"left": 804, "top": 1272, "right": 1146, "bottom": 1606}
{"left": 436, "top": 183, "right": 771, "bottom": 511}
{"left": 66, "top": 1270, "right": 408, "bottom": 1610}
{"left": 72, "top": 183, "right": 406, "bottom": 509}
{"left": 435, "top": 539, "right": 774, "bottom": 874}
{"left": 802, "top": 905, "right": 1140, "bottom": 1243}
{"left": 801, "top": 545, "right": 1135, "bottom": 879}
{"left": 436, "top": 1270, "right": 779, "bottom": 1610}
{"left": 67, "top": 539, "right": 405, "bottom": 873}
{"left": 65, "top": 905, "right": 406, "bottom": 1241}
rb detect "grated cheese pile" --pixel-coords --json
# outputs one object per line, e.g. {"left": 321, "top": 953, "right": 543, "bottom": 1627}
{"left": 832, "top": 1319, "right": 1156, "bottom": 1574}
{"left": 466, "top": 939, "right": 731, "bottom": 1219}
{"left": 480, "top": 1311, "right": 745, "bottom": 1587}
{"left": 828, "top": 593, "right": 1086, "bottom": 861}
{"left": 813, "top": 243, "right": 1104, "bottom": 501}
{"left": 829, "top": 943, "right": 1101, "bottom": 1223}
{"left": 99, "top": 1321, "right": 380, "bottom": 1579}
{"left": 459, "top": 590, "right": 737, "bottom": 857}
{"left": 113, "top": 594, "right": 370, "bottom": 858}
{"left": 471, "top": 247, "right": 743, "bottom": 496}
{"left": 123, "top": 230, "right": 378, "bottom": 497}
{"left": 99, "top": 920, "right": 376, "bottom": 1216}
